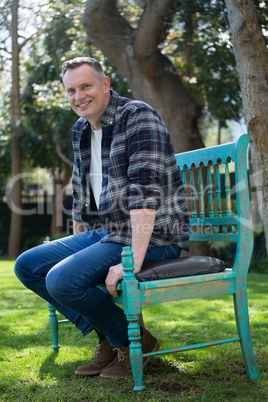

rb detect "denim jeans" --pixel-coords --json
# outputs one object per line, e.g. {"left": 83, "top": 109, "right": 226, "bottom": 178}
{"left": 14, "top": 229, "right": 181, "bottom": 347}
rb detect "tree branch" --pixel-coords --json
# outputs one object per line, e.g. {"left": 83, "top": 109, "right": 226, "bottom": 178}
{"left": 55, "top": 142, "right": 73, "bottom": 167}
{"left": 83, "top": 0, "right": 133, "bottom": 66}
{"left": 18, "top": 30, "right": 41, "bottom": 51}
{"left": 133, "top": 0, "right": 179, "bottom": 56}
{"left": 0, "top": 45, "right": 11, "bottom": 55}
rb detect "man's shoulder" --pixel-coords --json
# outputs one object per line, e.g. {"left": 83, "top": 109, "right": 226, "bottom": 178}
{"left": 72, "top": 118, "right": 88, "bottom": 138}
{"left": 118, "top": 96, "right": 153, "bottom": 111}
{"left": 116, "top": 96, "right": 156, "bottom": 121}
{"left": 73, "top": 117, "right": 88, "bottom": 129}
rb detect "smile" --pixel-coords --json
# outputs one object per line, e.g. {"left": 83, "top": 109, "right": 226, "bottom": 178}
{"left": 77, "top": 101, "right": 92, "bottom": 108}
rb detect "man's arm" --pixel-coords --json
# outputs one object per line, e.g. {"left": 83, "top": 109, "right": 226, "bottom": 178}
{"left": 105, "top": 208, "right": 156, "bottom": 297}
{"left": 129, "top": 208, "right": 156, "bottom": 272}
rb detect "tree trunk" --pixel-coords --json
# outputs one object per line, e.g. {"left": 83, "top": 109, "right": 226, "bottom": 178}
{"left": 224, "top": 0, "right": 268, "bottom": 252}
{"left": 83, "top": 0, "right": 204, "bottom": 153}
{"left": 217, "top": 120, "right": 222, "bottom": 145}
{"left": 8, "top": 0, "right": 23, "bottom": 259}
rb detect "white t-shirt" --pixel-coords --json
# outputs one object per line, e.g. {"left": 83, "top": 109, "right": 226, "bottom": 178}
{"left": 90, "top": 128, "right": 102, "bottom": 209}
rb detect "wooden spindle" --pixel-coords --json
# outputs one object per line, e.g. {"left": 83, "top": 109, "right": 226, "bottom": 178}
{"left": 215, "top": 163, "right": 222, "bottom": 217}
{"left": 198, "top": 165, "right": 205, "bottom": 218}
{"left": 207, "top": 164, "right": 214, "bottom": 218}
{"left": 225, "top": 161, "right": 232, "bottom": 217}
{"left": 190, "top": 166, "right": 197, "bottom": 218}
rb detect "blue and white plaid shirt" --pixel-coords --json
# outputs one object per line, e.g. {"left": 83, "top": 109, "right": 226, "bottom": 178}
{"left": 72, "top": 89, "right": 189, "bottom": 250}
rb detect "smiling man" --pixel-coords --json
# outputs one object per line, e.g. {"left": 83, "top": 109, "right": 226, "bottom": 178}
{"left": 64, "top": 61, "right": 110, "bottom": 128}
{"left": 14, "top": 57, "right": 189, "bottom": 379}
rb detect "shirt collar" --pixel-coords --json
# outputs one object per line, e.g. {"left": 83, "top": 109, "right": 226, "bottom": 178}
{"left": 81, "top": 89, "right": 120, "bottom": 131}
{"left": 99, "top": 89, "right": 120, "bottom": 127}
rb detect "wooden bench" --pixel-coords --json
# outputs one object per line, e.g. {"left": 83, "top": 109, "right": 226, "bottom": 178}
{"left": 47, "top": 134, "right": 259, "bottom": 390}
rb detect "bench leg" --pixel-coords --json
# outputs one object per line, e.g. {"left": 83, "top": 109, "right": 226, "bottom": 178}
{"left": 128, "top": 316, "right": 145, "bottom": 391}
{"left": 233, "top": 291, "right": 259, "bottom": 379}
{"left": 121, "top": 246, "right": 145, "bottom": 390}
{"left": 47, "top": 303, "right": 60, "bottom": 352}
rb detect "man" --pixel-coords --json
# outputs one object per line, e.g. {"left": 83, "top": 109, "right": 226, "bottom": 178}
{"left": 14, "top": 57, "right": 189, "bottom": 379}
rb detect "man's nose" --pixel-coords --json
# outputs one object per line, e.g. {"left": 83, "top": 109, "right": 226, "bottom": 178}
{"left": 75, "top": 89, "right": 84, "bottom": 100}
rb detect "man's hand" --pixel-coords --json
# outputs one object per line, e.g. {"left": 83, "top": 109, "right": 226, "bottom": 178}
{"left": 105, "top": 209, "right": 156, "bottom": 297}
{"left": 105, "top": 263, "right": 124, "bottom": 297}
{"left": 73, "top": 220, "right": 84, "bottom": 235}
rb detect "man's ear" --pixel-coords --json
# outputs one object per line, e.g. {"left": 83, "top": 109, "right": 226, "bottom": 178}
{"left": 104, "top": 76, "right": 110, "bottom": 93}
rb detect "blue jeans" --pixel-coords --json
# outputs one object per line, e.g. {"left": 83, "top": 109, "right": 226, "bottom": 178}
{"left": 14, "top": 229, "right": 181, "bottom": 347}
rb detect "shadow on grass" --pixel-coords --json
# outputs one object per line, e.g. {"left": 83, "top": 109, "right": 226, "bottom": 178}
{"left": 38, "top": 351, "right": 181, "bottom": 378}
{"left": 38, "top": 352, "right": 188, "bottom": 395}
{"left": 39, "top": 351, "right": 59, "bottom": 379}
{"left": 39, "top": 354, "right": 264, "bottom": 399}
{"left": 0, "top": 331, "right": 51, "bottom": 352}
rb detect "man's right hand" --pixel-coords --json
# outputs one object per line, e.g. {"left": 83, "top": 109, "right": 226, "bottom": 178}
{"left": 73, "top": 220, "right": 84, "bottom": 235}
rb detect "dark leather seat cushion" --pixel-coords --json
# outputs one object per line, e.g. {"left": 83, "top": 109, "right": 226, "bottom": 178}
{"left": 136, "top": 256, "right": 225, "bottom": 282}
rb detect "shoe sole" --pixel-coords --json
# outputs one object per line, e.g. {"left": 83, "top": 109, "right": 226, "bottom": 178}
{"left": 75, "top": 370, "right": 100, "bottom": 376}
{"left": 100, "top": 371, "right": 133, "bottom": 378}
{"left": 75, "top": 357, "right": 117, "bottom": 376}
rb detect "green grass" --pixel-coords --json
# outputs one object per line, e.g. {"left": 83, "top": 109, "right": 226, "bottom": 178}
{"left": 0, "top": 260, "right": 267, "bottom": 401}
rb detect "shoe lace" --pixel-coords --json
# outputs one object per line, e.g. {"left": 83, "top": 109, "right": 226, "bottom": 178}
{"left": 92, "top": 343, "right": 101, "bottom": 360}
{"left": 112, "top": 347, "right": 126, "bottom": 362}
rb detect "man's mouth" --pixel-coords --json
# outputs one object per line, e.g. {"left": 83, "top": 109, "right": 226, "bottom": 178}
{"left": 77, "top": 100, "right": 92, "bottom": 108}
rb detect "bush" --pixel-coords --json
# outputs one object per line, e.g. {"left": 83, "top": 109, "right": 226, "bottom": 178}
{"left": 209, "top": 231, "right": 268, "bottom": 274}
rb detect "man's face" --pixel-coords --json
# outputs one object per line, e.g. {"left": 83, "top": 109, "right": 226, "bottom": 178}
{"left": 63, "top": 64, "right": 110, "bottom": 129}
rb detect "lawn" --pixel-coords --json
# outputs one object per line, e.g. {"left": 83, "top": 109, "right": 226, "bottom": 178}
{"left": 0, "top": 260, "right": 267, "bottom": 401}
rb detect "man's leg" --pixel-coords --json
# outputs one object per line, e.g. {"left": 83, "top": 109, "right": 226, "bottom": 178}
{"left": 45, "top": 242, "right": 181, "bottom": 377}
{"left": 14, "top": 229, "right": 108, "bottom": 336}
{"left": 45, "top": 240, "right": 129, "bottom": 346}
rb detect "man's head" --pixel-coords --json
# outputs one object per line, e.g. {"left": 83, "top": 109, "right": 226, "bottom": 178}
{"left": 62, "top": 57, "right": 105, "bottom": 79}
{"left": 62, "top": 57, "right": 110, "bottom": 129}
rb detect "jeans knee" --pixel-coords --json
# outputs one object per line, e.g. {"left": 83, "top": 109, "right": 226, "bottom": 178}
{"left": 46, "top": 268, "right": 74, "bottom": 302}
{"left": 45, "top": 269, "right": 58, "bottom": 298}
{"left": 14, "top": 252, "right": 30, "bottom": 282}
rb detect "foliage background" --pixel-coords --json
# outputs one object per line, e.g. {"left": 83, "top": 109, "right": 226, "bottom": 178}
{"left": 0, "top": 1, "right": 267, "bottom": 258}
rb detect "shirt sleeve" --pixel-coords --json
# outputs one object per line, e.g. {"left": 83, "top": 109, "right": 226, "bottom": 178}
{"left": 72, "top": 157, "right": 82, "bottom": 222}
{"left": 125, "top": 104, "right": 168, "bottom": 211}
{"left": 71, "top": 125, "right": 83, "bottom": 222}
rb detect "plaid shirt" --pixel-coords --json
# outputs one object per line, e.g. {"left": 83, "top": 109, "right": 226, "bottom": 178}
{"left": 72, "top": 89, "right": 189, "bottom": 250}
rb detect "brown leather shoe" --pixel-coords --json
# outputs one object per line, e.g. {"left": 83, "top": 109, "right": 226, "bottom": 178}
{"left": 100, "top": 328, "right": 159, "bottom": 378}
{"left": 100, "top": 346, "right": 132, "bottom": 378}
{"left": 75, "top": 339, "right": 117, "bottom": 376}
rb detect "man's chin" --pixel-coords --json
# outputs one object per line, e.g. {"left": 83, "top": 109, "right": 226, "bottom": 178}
{"left": 77, "top": 110, "right": 90, "bottom": 120}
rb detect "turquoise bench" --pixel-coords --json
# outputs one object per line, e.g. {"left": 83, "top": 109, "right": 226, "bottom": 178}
{"left": 47, "top": 134, "right": 259, "bottom": 390}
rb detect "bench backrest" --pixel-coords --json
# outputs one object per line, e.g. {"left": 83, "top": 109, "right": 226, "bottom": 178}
{"left": 175, "top": 134, "right": 253, "bottom": 275}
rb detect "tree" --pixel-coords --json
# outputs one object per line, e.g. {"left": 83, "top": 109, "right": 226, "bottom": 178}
{"left": 83, "top": 0, "right": 204, "bottom": 153}
{"left": 21, "top": 73, "right": 75, "bottom": 236}
{"left": 224, "top": 0, "right": 268, "bottom": 251}
{"left": 0, "top": 0, "right": 45, "bottom": 258}
{"left": 159, "top": 0, "right": 243, "bottom": 145}
{"left": 21, "top": 5, "right": 80, "bottom": 236}
{"left": 7, "top": 0, "right": 23, "bottom": 259}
